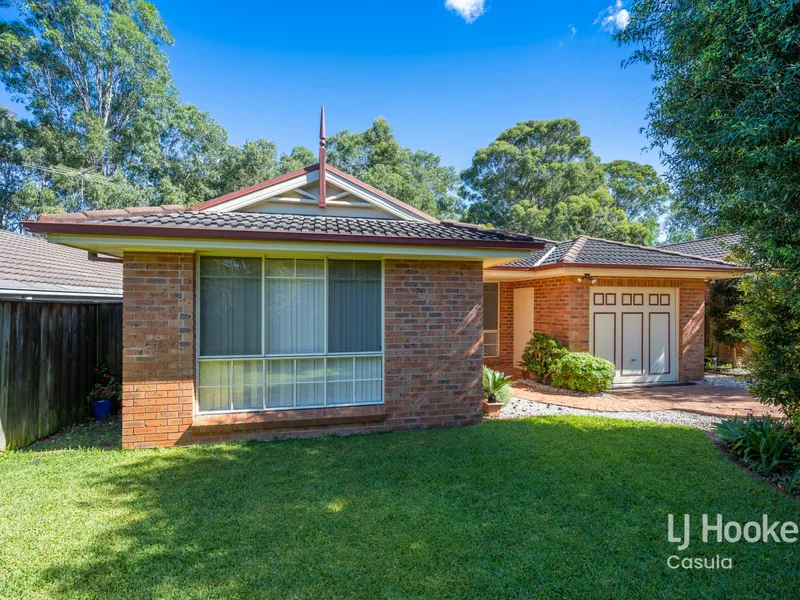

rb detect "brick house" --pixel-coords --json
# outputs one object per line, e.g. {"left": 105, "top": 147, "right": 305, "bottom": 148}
{"left": 482, "top": 237, "right": 743, "bottom": 384}
{"left": 26, "top": 125, "right": 743, "bottom": 448}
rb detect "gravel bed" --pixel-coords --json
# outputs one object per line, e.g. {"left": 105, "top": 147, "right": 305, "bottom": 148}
{"left": 693, "top": 373, "right": 750, "bottom": 388}
{"left": 498, "top": 396, "right": 724, "bottom": 430}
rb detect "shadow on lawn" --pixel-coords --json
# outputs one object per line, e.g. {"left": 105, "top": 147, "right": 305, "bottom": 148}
{"left": 22, "top": 416, "right": 121, "bottom": 452}
{"left": 39, "top": 417, "right": 799, "bottom": 599}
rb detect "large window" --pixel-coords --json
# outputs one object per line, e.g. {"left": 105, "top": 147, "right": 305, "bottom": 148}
{"left": 483, "top": 282, "right": 499, "bottom": 358}
{"left": 197, "top": 257, "right": 383, "bottom": 413}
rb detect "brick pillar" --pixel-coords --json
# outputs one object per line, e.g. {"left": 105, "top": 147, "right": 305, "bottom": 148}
{"left": 383, "top": 260, "right": 483, "bottom": 430}
{"left": 679, "top": 280, "right": 706, "bottom": 381}
{"left": 121, "top": 252, "right": 195, "bottom": 448}
{"left": 567, "top": 278, "right": 591, "bottom": 352}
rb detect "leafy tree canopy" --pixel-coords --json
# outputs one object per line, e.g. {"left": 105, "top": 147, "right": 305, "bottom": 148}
{"left": 602, "top": 159, "right": 669, "bottom": 221}
{"left": 618, "top": 0, "right": 800, "bottom": 418}
{"left": 509, "top": 188, "right": 653, "bottom": 245}
{"left": 326, "top": 118, "right": 461, "bottom": 219}
{"left": 0, "top": 0, "right": 312, "bottom": 218}
{"left": 707, "top": 279, "right": 745, "bottom": 349}
{"left": 461, "top": 118, "right": 663, "bottom": 244}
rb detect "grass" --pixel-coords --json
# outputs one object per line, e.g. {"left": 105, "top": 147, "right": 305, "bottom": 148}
{"left": 0, "top": 417, "right": 797, "bottom": 599}
{"left": 23, "top": 416, "right": 122, "bottom": 452}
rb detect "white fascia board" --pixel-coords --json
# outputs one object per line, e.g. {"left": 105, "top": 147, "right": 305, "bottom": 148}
{"left": 484, "top": 266, "right": 743, "bottom": 281}
{"left": 45, "top": 233, "right": 532, "bottom": 264}
{"left": 203, "top": 171, "right": 317, "bottom": 213}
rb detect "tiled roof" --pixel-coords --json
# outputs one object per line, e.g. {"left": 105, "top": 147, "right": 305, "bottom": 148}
{"left": 0, "top": 230, "right": 122, "bottom": 294}
{"left": 31, "top": 210, "right": 546, "bottom": 247}
{"left": 659, "top": 234, "right": 743, "bottom": 261}
{"left": 502, "top": 236, "right": 742, "bottom": 270}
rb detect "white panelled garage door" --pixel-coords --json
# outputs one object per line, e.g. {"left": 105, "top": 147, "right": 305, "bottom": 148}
{"left": 589, "top": 287, "right": 678, "bottom": 384}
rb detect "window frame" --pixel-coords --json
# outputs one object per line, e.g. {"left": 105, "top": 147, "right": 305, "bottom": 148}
{"left": 195, "top": 255, "right": 385, "bottom": 415}
{"left": 483, "top": 282, "right": 500, "bottom": 358}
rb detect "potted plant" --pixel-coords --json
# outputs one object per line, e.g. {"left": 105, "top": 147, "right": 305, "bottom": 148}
{"left": 88, "top": 365, "right": 121, "bottom": 420}
{"left": 482, "top": 366, "right": 514, "bottom": 416}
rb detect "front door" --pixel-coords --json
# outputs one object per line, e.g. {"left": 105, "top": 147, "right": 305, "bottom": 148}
{"left": 589, "top": 287, "right": 677, "bottom": 384}
{"left": 513, "top": 287, "right": 535, "bottom": 369}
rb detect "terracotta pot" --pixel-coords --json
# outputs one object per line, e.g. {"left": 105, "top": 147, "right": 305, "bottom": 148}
{"left": 482, "top": 399, "right": 503, "bottom": 417}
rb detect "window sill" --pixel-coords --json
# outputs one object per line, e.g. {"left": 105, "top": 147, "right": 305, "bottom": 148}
{"left": 192, "top": 404, "right": 386, "bottom": 434}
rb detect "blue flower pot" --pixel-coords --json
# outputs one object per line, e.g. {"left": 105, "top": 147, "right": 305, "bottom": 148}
{"left": 90, "top": 399, "right": 114, "bottom": 420}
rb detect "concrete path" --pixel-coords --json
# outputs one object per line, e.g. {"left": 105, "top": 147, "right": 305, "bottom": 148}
{"left": 512, "top": 382, "right": 782, "bottom": 419}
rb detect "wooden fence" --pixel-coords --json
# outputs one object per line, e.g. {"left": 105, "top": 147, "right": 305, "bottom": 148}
{"left": 0, "top": 301, "right": 122, "bottom": 450}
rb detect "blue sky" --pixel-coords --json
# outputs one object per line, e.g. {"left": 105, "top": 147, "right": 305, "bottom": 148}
{"left": 2, "top": 0, "right": 658, "bottom": 174}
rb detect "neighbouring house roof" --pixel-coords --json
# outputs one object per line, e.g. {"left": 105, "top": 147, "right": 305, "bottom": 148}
{"left": 26, "top": 208, "right": 547, "bottom": 250}
{"left": 0, "top": 229, "right": 122, "bottom": 300}
{"left": 497, "top": 236, "right": 745, "bottom": 272}
{"left": 658, "top": 234, "right": 743, "bottom": 261}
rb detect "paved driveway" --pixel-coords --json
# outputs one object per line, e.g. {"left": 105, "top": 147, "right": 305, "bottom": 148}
{"left": 513, "top": 382, "right": 782, "bottom": 419}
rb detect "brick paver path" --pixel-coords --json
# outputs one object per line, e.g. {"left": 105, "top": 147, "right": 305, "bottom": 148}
{"left": 512, "top": 382, "right": 782, "bottom": 419}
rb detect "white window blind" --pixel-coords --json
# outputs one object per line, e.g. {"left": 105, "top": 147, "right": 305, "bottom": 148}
{"left": 197, "top": 257, "right": 383, "bottom": 413}
{"left": 483, "top": 282, "right": 499, "bottom": 358}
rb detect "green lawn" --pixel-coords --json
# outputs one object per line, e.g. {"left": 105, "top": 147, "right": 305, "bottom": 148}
{"left": 0, "top": 417, "right": 797, "bottom": 599}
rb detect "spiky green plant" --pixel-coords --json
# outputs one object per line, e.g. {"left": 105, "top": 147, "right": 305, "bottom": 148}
{"left": 482, "top": 366, "right": 514, "bottom": 405}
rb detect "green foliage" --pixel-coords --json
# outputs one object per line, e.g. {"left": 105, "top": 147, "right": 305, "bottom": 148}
{"left": 327, "top": 118, "right": 462, "bottom": 219}
{"left": 707, "top": 279, "right": 745, "bottom": 349}
{"left": 87, "top": 365, "right": 121, "bottom": 404}
{"left": 519, "top": 332, "right": 568, "bottom": 384}
{"left": 551, "top": 353, "right": 616, "bottom": 394}
{"left": 715, "top": 415, "right": 799, "bottom": 477}
{"left": 787, "top": 468, "right": 800, "bottom": 495}
{"left": 664, "top": 228, "right": 696, "bottom": 245}
{"left": 462, "top": 119, "right": 603, "bottom": 225}
{"left": 618, "top": 1, "right": 800, "bottom": 418}
{"left": 0, "top": 4, "right": 463, "bottom": 222}
{"left": 739, "top": 274, "right": 800, "bottom": 422}
{"left": 0, "top": 106, "right": 39, "bottom": 230}
{"left": 482, "top": 366, "right": 514, "bottom": 405}
{"left": 509, "top": 188, "right": 655, "bottom": 246}
{"left": 603, "top": 159, "right": 670, "bottom": 222}
{"left": 461, "top": 119, "right": 663, "bottom": 244}
{"left": 278, "top": 146, "right": 316, "bottom": 175}
{"left": 0, "top": 0, "right": 178, "bottom": 210}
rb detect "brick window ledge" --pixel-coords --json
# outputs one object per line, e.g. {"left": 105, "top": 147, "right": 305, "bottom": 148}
{"left": 191, "top": 404, "right": 386, "bottom": 434}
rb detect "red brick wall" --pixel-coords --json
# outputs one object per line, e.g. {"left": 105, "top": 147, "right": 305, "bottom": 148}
{"left": 383, "top": 260, "right": 483, "bottom": 430}
{"left": 121, "top": 252, "right": 196, "bottom": 449}
{"left": 121, "top": 256, "right": 483, "bottom": 448}
{"left": 679, "top": 280, "right": 706, "bottom": 381}
{"left": 483, "top": 275, "right": 706, "bottom": 382}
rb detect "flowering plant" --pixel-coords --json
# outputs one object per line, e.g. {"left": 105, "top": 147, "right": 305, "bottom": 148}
{"left": 87, "top": 364, "right": 121, "bottom": 404}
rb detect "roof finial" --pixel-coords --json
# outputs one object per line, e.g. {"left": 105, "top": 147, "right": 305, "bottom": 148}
{"left": 319, "top": 106, "right": 326, "bottom": 208}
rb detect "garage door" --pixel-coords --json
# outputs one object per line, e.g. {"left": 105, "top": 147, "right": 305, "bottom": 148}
{"left": 589, "top": 287, "right": 677, "bottom": 384}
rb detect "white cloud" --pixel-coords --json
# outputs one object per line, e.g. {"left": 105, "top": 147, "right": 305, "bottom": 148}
{"left": 597, "top": 1, "right": 630, "bottom": 33}
{"left": 445, "top": 0, "right": 485, "bottom": 23}
{"left": 568, "top": 24, "right": 577, "bottom": 38}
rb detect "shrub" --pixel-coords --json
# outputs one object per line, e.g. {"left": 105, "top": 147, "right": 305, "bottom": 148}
{"left": 707, "top": 279, "right": 746, "bottom": 365}
{"left": 482, "top": 366, "right": 514, "bottom": 405}
{"left": 551, "top": 353, "right": 615, "bottom": 394}
{"left": 715, "top": 415, "right": 798, "bottom": 476}
{"left": 519, "top": 333, "right": 568, "bottom": 383}
{"left": 740, "top": 274, "right": 800, "bottom": 425}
